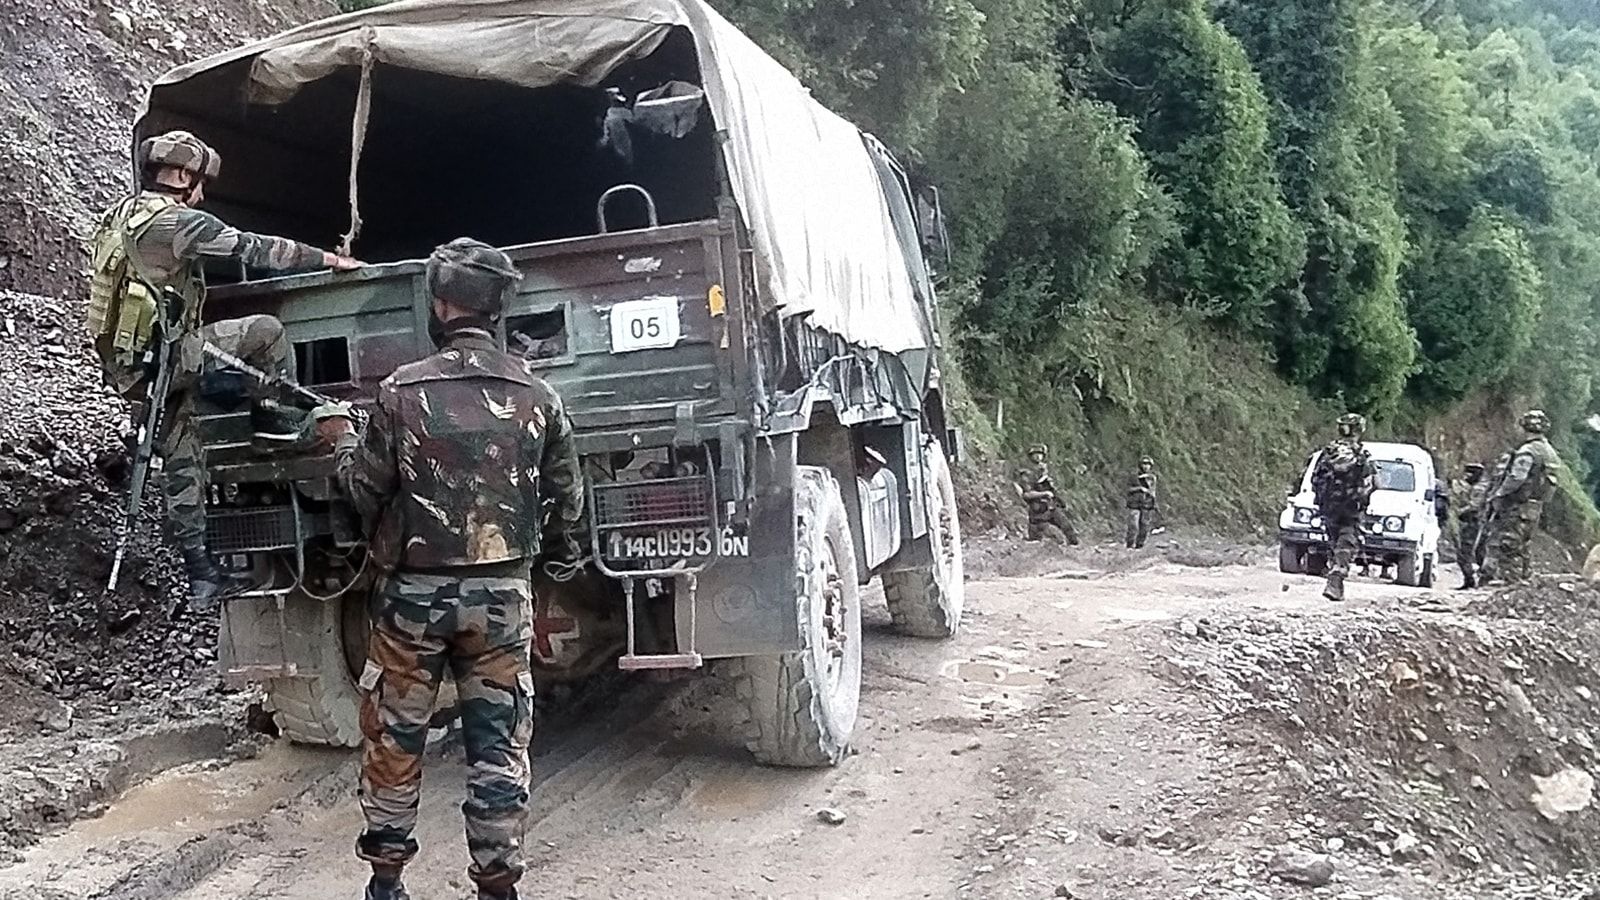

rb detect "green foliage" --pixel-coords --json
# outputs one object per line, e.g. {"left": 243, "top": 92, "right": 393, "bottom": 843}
{"left": 1405, "top": 207, "right": 1542, "bottom": 401}
{"left": 1095, "top": 0, "right": 1302, "bottom": 327}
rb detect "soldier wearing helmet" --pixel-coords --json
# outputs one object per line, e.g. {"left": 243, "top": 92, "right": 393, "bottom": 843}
{"left": 1310, "top": 412, "right": 1377, "bottom": 601}
{"left": 85, "top": 130, "right": 364, "bottom": 610}
{"left": 1452, "top": 461, "right": 1492, "bottom": 589}
{"left": 1013, "top": 443, "right": 1079, "bottom": 545}
{"left": 1124, "top": 455, "right": 1159, "bottom": 549}
{"left": 1481, "top": 409, "right": 1563, "bottom": 585}
{"left": 316, "top": 238, "right": 582, "bottom": 900}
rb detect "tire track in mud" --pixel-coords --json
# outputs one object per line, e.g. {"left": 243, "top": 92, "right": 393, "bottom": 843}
{"left": 11, "top": 677, "right": 723, "bottom": 900}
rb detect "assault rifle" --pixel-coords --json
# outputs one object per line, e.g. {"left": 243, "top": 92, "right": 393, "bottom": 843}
{"left": 105, "top": 301, "right": 179, "bottom": 594}
{"left": 201, "top": 342, "right": 366, "bottom": 425}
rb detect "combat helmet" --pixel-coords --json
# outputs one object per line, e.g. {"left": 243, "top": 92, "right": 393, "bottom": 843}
{"left": 1520, "top": 409, "right": 1551, "bottom": 435}
{"left": 1026, "top": 443, "right": 1048, "bottom": 457}
{"left": 138, "top": 130, "right": 221, "bottom": 181}
{"left": 1139, "top": 455, "right": 1154, "bottom": 468}
{"left": 1463, "top": 462, "right": 1485, "bottom": 478}
{"left": 426, "top": 238, "right": 521, "bottom": 314}
{"left": 1336, "top": 412, "right": 1366, "bottom": 439}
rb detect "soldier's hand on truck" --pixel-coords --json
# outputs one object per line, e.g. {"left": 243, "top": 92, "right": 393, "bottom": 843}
{"left": 310, "top": 402, "right": 356, "bottom": 444}
{"left": 322, "top": 251, "right": 366, "bottom": 271}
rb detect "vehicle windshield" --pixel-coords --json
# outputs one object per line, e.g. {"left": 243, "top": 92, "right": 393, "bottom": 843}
{"left": 1295, "top": 453, "right": 1419, "bottom": 495}
{"left": 1373, "top": 460, "right": 1416, "bottom": 492}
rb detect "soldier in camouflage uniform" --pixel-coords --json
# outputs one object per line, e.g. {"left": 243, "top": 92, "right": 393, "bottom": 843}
{"left": 1310, "top": 413, "right": 1377, "bottom": 602}
{"left": 315, "top": 238, "right": 583, "bottom": 900}
{"left": 1481, "top": 410, "right": 1563, "bottom": 585}
{"left": 1014, "top": 444, "right": 1079, "bottom": 545}
{"left": 1452, "top": 462, "right": 1488, "bottom": 589}
{"left": 86, "top": 130, "right": 361, "bottom": 609}
{"left": 1125, "top": 456, "right": 1159, "bottom": 549}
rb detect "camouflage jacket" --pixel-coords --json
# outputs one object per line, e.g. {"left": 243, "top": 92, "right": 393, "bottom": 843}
{"left": 334, "top": 326, "right": 584, "bottom": 571}
{"left": 1126, "top": 471, "right": 1158, "bottom": 510}
{"left": 1014, "top": 462, "right": 1060, "bottom": 513}
{"left": 1492, "top": 436, "right": 1562, "bottom": 509}
{"left": 1310, "top": 439, "right": 1375, "bottom": 520}
{"left": 89, "top": 190, "right": 328, "bottom": 378}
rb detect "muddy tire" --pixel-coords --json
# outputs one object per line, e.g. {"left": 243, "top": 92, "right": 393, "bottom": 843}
{"left": 1304, "top": 551, "right": 1329, "bottom": 577}
{"left": 1277, "top": 543, "right": 1304, "bottom": 575}
{"left": 730, "top": 466, "right": 862, "bottom": 768}
{"left": 263, "top": 589, "right": 369, "bottom": 748}
{"left": 1396, "top": 552, "right": 1420, "bottom": 588}
{"left": 1419, "top": 554, "right": 1435, "bottom": 588}
{"left": 883, "top": 442, "right": 964, "bottom": 638}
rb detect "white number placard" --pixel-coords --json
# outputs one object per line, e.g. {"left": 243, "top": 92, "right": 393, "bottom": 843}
{"left": 609, "top": 297, "right": 682, "bottom": 353}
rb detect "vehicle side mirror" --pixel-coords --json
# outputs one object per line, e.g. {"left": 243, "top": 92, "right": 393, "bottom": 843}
{"left": 1423, "top": 488, "right": 1435, "bottom": 501}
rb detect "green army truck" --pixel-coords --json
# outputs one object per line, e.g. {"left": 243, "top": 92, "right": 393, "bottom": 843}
{"left": 136, "top": 0, "right": 963, "bottom": 767}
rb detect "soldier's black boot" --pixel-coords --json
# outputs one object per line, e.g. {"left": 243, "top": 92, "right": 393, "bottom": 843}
{"left": 179, "top": 546, "right": 252, "bottom": 613}
{"left": 1456, "top": 573, "right": 1476, "bottom": 590}
{"left": 1322, "top": 572, "right": 1345, "bottom": 602}
{"left": 250, "top": 398, "right": 306, "bottom": 445}
{"left": 364, "top": 870, "right": 412, "bottom": 900}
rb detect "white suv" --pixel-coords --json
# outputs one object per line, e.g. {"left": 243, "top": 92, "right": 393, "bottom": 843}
{"left": 1277, "top": 441, "right": 1444, "bottom": 587}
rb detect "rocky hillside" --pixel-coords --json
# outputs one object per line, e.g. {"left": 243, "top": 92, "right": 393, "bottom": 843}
{"left": 0, "top": 0, "right": 334, "bottom": 297}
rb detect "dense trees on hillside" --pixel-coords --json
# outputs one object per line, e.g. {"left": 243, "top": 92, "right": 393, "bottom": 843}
{"left": 720, "top": 0, "right": 1600, "bottom": 480}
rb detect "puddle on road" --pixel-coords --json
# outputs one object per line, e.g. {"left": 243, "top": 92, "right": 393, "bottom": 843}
{"left": 941, "top": 660, "right": 1049, "bottom": 687}
{"left": 70, "top": 742, "right": 325, "bottom": 840}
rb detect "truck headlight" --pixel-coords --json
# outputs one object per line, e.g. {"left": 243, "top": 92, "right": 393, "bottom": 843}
{"left": 1293, "top": 507, "right": 1314, "bottom": 525}
{"left": 1383, "top": 515, "right": 1406, "bottom": 533}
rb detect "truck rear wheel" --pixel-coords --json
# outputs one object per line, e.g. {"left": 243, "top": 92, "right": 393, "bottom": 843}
{"left": 263, "top": 588, "right": 369, "bottom": 748}
{"left": 731, "top": 466, "right": 863, "bottom": 767}
{"left": 883, "top": 442, "right": 964, "bottom": 638}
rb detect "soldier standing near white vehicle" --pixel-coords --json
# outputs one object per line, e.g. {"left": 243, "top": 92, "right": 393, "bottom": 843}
{"left": 1310, "top": 413, "right": 1376, "bottom": 601}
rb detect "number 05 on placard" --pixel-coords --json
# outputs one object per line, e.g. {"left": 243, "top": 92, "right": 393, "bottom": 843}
{"left": 609, "top": 296, "right": 683, "bottom": 353}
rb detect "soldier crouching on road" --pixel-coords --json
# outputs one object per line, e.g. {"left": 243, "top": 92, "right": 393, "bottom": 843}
{"left": 86, "top": 130, "right": 363, "bottom": 610}
{"left": 313, "top": 239, "right": 584, "bottom": 900}
{"left": 1014, "top": 443, "right": 1080, "bottom": 545}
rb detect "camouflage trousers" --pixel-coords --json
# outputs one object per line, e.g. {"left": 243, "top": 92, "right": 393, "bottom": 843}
{"left": 158, "top": 315, "right": 292, "bottom": 549}
{"left": 1125, "top": 508, "right": 1153, "bottom": 549}
{"left": 1027, "top": 506, "right": 1078, "bottom": 544}
{"left": 1485, "top": 503, "right": 1540, "bottom": 584}
{"left": 1456, "top": 511, "right": 1485, "bottom": 583}
{"left": 1325, "top": 516, "right": 1361, "bottom": 578}
{"left": 356, "top": 564, "right": 536, "bottom": 894}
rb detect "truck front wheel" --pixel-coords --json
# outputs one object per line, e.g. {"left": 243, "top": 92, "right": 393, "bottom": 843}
{"left": 883, "top": 442, "right": 965, "bottom": 638}
{"left": 731, "top": 466, "right": 863, "bottom": 767}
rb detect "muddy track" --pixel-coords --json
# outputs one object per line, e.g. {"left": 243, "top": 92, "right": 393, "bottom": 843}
{"left": 6, "top": 544, "right": 1600, "bottom": 899}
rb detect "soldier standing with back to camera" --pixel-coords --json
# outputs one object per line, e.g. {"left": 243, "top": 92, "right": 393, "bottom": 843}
{"left": 314, "top": 239, "right": 584, "bottom": 900}
{"left": 1311, "top": 413, "right": 1376, "bottom": 602}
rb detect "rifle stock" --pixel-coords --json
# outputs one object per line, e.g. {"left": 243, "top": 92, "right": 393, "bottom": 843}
{"left": 106, "top": 302, "right": 178, "bottom": 593}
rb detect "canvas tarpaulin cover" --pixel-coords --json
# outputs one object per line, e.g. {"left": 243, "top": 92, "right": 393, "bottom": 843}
{"left": 138, "top": 0, "right": 933, "bottom": 354}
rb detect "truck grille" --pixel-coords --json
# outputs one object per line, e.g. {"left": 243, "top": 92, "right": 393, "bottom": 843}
{"left": 206, "top": 505, "right": 329, "bottom": 554}
{"left": 592, "top": 476, "right": 714, "bottom": 529}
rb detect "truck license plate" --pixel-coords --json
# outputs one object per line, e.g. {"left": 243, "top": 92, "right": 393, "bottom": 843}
{"left": 609, "top": 297, "right": 682, "bottom": 353}
{"left": 607, "top": 527, "right": 713, "bottom": 559}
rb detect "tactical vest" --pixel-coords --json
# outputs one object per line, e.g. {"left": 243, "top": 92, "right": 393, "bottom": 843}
{"left": 373, "top": 335, "right": 552, "bottom": 570}
{"left": 1127, "top": 473, "right": 1156, "bottom": 509}
{"left": 1312, "top": 442, "right": 1371, "bottom": 518}
{"left": 86, "top": 194, "right": 203, "bottom": 397}
{"left": 1506, "top": 437, "right": 1560, "bottom": 505}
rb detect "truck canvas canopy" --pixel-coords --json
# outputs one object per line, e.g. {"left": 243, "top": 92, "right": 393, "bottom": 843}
{"left": 136, "top": 0, "right": 934, "bottom": 355}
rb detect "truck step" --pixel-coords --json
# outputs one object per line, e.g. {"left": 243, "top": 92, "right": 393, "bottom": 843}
{"left": 617, "top": 653, "right": 703, "bottom": 671}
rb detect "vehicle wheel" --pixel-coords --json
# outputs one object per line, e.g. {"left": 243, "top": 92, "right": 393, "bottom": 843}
{"left": 1419, "top": 554, "right": 1435, "bottom": 588}
{"left": 262, "top": 588, "right": 370, "bottom": 747}
{"left": 1396, "top": 552, "right": 1419, "bottom": 587}
{"left": 1304, "top": 551, "right": 1329, "bottom": 577}
{"left": 1278, "top": 543, "right": 1304, "bottom": 575}
{"left": 883, "top": 441, "right": 964, "bottom": 638}
{"left": 730, "top": 466, "right": 862, "bottom": 767}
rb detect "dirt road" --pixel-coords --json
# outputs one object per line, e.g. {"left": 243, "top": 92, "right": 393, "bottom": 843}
{"left": 2, "top": 543, "right": 1594, "bottom": 900}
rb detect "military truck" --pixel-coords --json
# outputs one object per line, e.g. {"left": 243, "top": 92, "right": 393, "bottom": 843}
{"left": 135, "top": 0, "right": 963, "bottom": 767}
